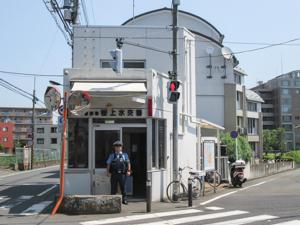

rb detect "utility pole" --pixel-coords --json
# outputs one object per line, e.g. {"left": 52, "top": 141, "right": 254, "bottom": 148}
{"left": 172, "top": 0, "right": 179, "bottom": 190}
{"left": 31, "top": 76, "right": 36, "bottom": 170}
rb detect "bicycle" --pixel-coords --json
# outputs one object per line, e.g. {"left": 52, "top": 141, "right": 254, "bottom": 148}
{"left": 166, "top": 167, "right": 204, "bottom": 203}
{"left": 205, "top": 170, "right": 222, "bottom": 188}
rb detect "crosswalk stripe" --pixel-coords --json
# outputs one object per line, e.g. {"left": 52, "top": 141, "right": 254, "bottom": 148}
{"left": 80, "top": 209, "right": 202, "bottom": 225}
{"left": 139, "top": 210, "right": 248, "bottom": 225}
{"left": 205, "top": 215, "right": 278, "bottom": 225}
{"left": 0, "top": 195, "right": 33, "bottom": 210}
{"left": 206, "top": 206, "right": 224, "bottom": 211}
{"left": 20, "top": 201, "right": 52, "bottom": 216}
{"left": 37, "top": 185, "right": 57, "bottom": 197}
{"left": 272, "top": 220, "right": 300, "bottom": 225}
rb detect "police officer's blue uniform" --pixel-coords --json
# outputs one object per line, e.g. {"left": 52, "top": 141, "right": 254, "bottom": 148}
{"left": 106, "top": 150, "right": 130, "bottom": 203}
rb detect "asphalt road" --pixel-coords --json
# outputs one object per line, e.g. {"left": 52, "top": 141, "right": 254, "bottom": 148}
{"left": 0, "top": 167, "right": 299, "bottom": 225}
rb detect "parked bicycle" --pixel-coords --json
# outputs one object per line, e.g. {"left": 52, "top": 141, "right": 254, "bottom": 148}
{"left": 166, "top": 167, "right": 204, "bottom": 202}
{"left": 205, "top": 170, "right": 222, "bottom": 188}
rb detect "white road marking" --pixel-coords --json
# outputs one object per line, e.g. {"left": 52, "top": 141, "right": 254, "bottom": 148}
{"left": 80, "top": 209, "right": 202, "bottom": 225}
{"left": 205, "top": 215, "right": 278, "bottom": 225}
{"left": 272, "top": 220, "right": 300, "bottom": 225}
{"left": 240, "top": 181, "right": 267, "bottom": 190}
{"left": 139, "top": 210, "right": 248, "bottom": 225}
{"left": 0, "top": 195, "right": 33, "bottom": 210}
{"left": 37, "top": 185, "right": 57, "bottom": 197}
{"left": 200, "top": 191, "right": 238, "bottom": 205}
{"left": 0, "top": 165, "right": 59, "bottom": 179}
{"left": 206, "top": 206, "right": 224, "bottom": 211}
{"left": 20, "top": 201, "right": 52, "bottom": 216}
{"left": 201, "top": 179, "right": 273, "bottom": 206}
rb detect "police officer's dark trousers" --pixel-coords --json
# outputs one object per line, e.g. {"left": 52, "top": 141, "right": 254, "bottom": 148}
{"left": 111, "top": 172, "right": 127, "bottom": 200}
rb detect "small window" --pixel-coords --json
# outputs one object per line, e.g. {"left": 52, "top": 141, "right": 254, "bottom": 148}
{"left": 151, "top": 119, "right": 166, "bottom": 169}
{"left": 51, "top": 138, "right": 57, "bottom": 144}
{"left": 51, "top": 127, "right": 57, "bottom": 133}
{"left": 281, "top": 80, "right": 290, "bottom": 87}
{"left": 3, "top": 137, "right": 8, "bottom": 142}
{"left": 37, "top": 138, "right": 44, "bottom": 144}
{"left": 2, "top": 127, "right": 8, "bottom": 132}
{"left": 37, "top": 128, "right": 44, "bottom": 133}
{"left": 282, "top": 89, "right": 290, "bottom": 95}
{"left": 295, "top": 80, "right": 300, "bottom": 87}
{"left": 100, "top": 60, "right": 145, "bottom": 69}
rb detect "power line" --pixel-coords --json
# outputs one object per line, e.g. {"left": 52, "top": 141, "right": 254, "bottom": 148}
{"left": 0, "top": 70, "right": 63, "bottom": 77}
{"left": 81, "top": 0, "right": 89, "bottom": 25}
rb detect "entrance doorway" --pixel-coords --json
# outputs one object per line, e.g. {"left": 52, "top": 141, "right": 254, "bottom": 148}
{"left": 93, "top": 125, "right": 146, "bottom": 197}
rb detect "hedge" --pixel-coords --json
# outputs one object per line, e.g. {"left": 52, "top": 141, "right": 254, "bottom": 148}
{"left": 0, "top": 155, "right": 16, "bottom": 167}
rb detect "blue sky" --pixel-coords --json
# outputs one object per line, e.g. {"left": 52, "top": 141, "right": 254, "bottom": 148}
{"left": 0, "top": 0, "right": 300, "bottom": 108}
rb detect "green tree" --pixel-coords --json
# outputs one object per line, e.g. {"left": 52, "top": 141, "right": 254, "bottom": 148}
{"left": 0, "top": 144, "right": 4, "bottom": 152}
{"left": 220, "top": 132, "right": 252, "bottom": 162}
{"left": 263, "top": 128, "right": 286, "bottom": 154}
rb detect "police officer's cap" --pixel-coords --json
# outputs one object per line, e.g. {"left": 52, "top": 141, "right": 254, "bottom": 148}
{"left": 113, "top": 140, "right": 123, "bottom": 146}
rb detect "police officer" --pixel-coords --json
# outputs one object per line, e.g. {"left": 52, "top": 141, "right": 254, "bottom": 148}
{"left": 106, "top": 140, "right": 131, "bottom": 205}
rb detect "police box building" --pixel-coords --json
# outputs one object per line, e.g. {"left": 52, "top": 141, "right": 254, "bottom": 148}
{"left": 62, "top": 8, "right": 224, "bottom": 202}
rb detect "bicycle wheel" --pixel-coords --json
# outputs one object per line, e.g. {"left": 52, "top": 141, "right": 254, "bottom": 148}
{"left": 206, "top": 171, "right": 222, "bottom": 187}
{"left": 192, "top": 177, "right": 203, "bottom": 199}
{"left": 166, "top": 181, "right": 186, "bottom": 202}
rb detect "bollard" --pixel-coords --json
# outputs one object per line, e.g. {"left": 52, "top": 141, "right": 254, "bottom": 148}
{"left": 188, "top": 178, "right": 193, "bottom": 207}
{"left": 146, "top": 179, "right": 151, "bottom": 212}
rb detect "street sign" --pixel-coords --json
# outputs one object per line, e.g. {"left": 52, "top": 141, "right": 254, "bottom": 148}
{"left": 230, "top": 130, "right": 238, "bottom": 139}
{"left": 44, "top": 86, "right": 61, "bottom": 112}
{"left": 58, "top": 105, "right": 64, "bottom": 116}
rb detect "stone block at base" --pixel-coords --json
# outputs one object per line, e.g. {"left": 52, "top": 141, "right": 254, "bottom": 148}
{"left": 59, "top": 195, "right": 121, "bottom": 214}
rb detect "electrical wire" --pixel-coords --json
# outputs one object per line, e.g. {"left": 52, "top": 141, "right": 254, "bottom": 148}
{"left": 89, "top": 0, "right": 96, "bottom": 24}
{"left": 0, "top": 70, "right": 63, "bottom": 77}
{"left": 81, "top": 0, "right": 89, "bottom": 25}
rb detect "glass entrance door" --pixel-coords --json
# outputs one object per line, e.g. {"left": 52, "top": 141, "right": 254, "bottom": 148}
{"left": 93, "top": 126, "right": 121, "bottom": 195}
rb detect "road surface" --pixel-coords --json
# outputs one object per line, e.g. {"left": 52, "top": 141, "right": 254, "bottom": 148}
{"left": 0, "top": 167, "right": 299, "bottom": 225}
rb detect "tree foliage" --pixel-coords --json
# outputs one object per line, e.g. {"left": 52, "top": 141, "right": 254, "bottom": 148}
{"left": 220, "top": 132, "right": 252, "bottom": 162}
{"left": 0, "top": 144, "right": 3, "bottom": 152}
{"left": 263, "top": 128, "right": 286, "bottom": 154}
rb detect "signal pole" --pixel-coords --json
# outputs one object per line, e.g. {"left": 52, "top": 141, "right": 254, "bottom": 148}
{"left": 172, "top": 0, "right": 179, "bottom": 187}
{"left": 31, "top": 76, "right": 36, "bottom": 170}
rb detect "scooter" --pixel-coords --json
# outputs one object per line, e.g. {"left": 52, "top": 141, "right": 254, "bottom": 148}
{"left": 230, "top": 160, "right": 247, "bottom": 187}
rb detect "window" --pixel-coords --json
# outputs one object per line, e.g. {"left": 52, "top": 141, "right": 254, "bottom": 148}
{"left": 264, "top": 100, "right": 273, "bottom": 104}
{"left": 37, "top": 128, "right": 44, "bottom": 133}
{"left": 2, "top": 137, "right": 8, "bottom": 142}
{"left": 51, "top": 127, "right": 57, "bottom": 133}
{"left": 68, "top": 118, "right": 89, "bottom": 168}
{"left": 236, "top": 92, "right": 243, "bottom": 110}
{"left": 263, "top": 116, "right": 274, "bottom": 121}
{"left": 234, "top": 74, "right": 242, "bottom": 84}
{"left": 152, "top": 119, "right": 166, "bottom": 169}
{"left": 281, "top": 80, "right": 290, "bottom": 87}
{"left": 281, "top": 105, "right": 291, "bottom": 113}
{"left": 37, "top": 138, "right": 44, "bottom": 144}
{"left": 295, "top": 116, "right": 300, "bottom": 120}
{"left": 158, "top": 120, "right": 166, "bottom": 169}
{"left": 282, "top": 124, "right": 292, "bottom": 131}
{"left": 100, "top": 60, "right": 145, "bottom": 69}
{"left": 295, "top": 80, "right": 300, "bottom": 87}
{"left": 247, "top": 118, "right": 257, "bottom": 135}
{"left": 51, "top": 138, "right": 57, "bottom": 144}
{"left": 285, "top": 133, "right": 293, "bottom": 140}
{"left": 262, "top": 108, "right": 274, "bottom": 113}
{"left": 247, "top": 102, "right": 257, "bottom": 112}
{"left": 2, "top": 127, "right": 8, "bottom": 132}
{"left": 281, "top": 89, "right": 290, "bottom": 95}
{"left": 237, "top": 116, "right": 243, "bottom": 127}
{"left": 282, "top": 115, "right": 292, "bottom": 122}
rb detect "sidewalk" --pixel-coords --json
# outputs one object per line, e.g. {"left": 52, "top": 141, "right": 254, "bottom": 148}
{"left": 120, "top": 184, "right": 228, "bottom": 216}
{"left": 0, "top": 168, "right": 17, "bottom": 177}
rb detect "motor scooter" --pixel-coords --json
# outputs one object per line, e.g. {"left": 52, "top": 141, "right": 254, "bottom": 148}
{"left": 230, "top": 160, "right": 247, "bottom": 187}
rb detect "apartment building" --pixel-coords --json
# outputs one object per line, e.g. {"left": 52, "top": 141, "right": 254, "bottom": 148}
{"left": 0, "top": 120, "right": 14, "bottom": 153}
{"left": 252, "top": 70, "right": 300, "bottom": 150}
{"left": 0, "top": 107, "right": 52, "bottom": 146}
{"left": 34, "top": 124, "right": 61, "bottom": 150}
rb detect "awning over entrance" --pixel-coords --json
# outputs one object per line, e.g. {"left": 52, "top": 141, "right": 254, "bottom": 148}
{"left": 71, "top": 82, "right": 147, "bottom": 93}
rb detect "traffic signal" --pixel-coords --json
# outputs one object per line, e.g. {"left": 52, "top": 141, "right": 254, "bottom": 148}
{"left": 110, "top": 48, "right": 123, "bottom": 74}
{"left": 167, "top": 80, "right": 180, "bottom": 103}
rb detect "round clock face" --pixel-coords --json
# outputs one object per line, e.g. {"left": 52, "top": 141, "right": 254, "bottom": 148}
{"left": 44, "top": 86, "right": 61, "bottom": 112}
